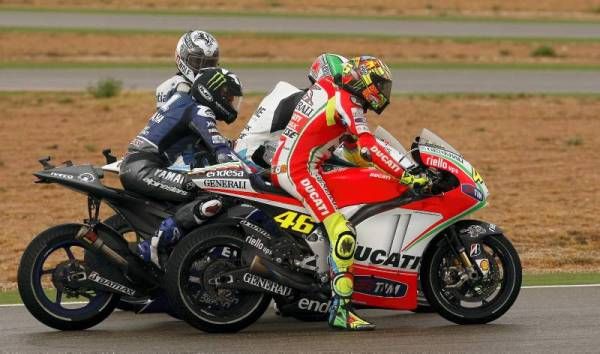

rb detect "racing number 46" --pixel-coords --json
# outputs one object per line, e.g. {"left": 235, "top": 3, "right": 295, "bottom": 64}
{"left": 273, "top": 211, "right": 315, "bottom": 234}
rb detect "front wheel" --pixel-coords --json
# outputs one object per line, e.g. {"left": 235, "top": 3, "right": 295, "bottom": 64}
{"left": 17, "top": 224, "right": 120, "bottom": 330}
{"left": 165, "top": 226, "right": 271, "bottom": 333}
{"left": 422, "top": 233, "right": 521, "bottom": 324}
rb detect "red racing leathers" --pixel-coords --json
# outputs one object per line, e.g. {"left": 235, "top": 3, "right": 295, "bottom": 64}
{"left": 271, "top": 77, "right": 405, "bottom": 222}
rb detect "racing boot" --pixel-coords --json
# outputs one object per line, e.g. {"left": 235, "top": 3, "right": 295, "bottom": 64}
{"left": 138, "top": 217, "right": 180, "bottom": 268}
{"left": 323, "top": 212, "right": 376, "bottom": 331}
{"left": 138, "top": 198, "right": 223, "bottom": 268}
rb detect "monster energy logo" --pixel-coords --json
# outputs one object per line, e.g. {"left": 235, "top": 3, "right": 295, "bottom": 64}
{"left": 207, "top": 72, "right": 226, "bottom": 90}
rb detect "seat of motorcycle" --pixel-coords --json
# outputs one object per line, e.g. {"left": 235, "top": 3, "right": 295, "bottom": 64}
{"left": 249, "top": 173, "right": 291, "bottom": 197}
{"left": 249, "top": 157, "right": 356, "bottom": 198}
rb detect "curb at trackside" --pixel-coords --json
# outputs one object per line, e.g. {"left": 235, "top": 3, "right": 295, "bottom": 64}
{"left": 0, "top": 284, "right": 598, "bottom": 308}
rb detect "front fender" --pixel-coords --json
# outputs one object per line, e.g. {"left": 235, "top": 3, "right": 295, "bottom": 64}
{"left": 423, "top": 219, "right": 503, "bottom": 265}
{"left": 454, "top": 219, "right": 503, "bottom": 246}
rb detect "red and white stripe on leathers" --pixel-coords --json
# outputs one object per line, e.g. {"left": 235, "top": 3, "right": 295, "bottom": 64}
{"left": 271, "top": 78, "right": 405, "bottom": 222}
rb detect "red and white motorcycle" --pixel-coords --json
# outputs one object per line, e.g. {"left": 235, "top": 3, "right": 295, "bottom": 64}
{"left": 163, "top": 128, "right": 522, "bottom": 332}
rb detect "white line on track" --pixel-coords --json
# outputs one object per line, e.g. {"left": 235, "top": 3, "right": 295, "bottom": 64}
{"left": 521, "top": 283, "right": 600, "bottom": 289}
{"left": 0, "top": 284, "right": 598, "bottom": 308}
{"left": 0, "top": 301, "right": 88, "bottom": 308}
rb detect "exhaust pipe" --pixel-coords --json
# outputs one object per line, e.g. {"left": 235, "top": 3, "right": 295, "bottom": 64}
{"left": 76, "top": 226, "right": 158, "bottom": 286}
{"left": 250, "top": 255, "right": 319, "bottom": 293}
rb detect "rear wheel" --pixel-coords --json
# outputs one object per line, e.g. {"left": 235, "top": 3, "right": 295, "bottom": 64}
{"left": 18, "top": 224, "right": 120, "bottom": 330}
{"left": 165, "top": 226, "right": 271, "bottom": 333}
{"left": 422, "top": 233, "right": 521, "bottom": 324}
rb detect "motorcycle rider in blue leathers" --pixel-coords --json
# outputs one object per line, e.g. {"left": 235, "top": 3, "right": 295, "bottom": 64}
{"left": 155, "top": 30, "right": 220, "bottom": 169}
{"left": 119, "top": 67, "right": 243, "bottom": 267}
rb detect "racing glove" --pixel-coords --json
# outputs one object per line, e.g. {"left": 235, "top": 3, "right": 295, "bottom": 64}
{"left": 400, "top": 171, "right": 429, "bottom": 187}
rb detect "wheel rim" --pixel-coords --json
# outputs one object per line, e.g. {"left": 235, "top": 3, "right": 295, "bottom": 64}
{"left": 32, "top": 240, "right": 114, "bottom": 319}
{"left": 179, "top": 239, "right": 265, "bottom": 325}
{"left": 431, "top": 238, "right": 514, "bottom": 314}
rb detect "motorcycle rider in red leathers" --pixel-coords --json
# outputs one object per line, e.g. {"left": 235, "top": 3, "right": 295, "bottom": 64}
{"left": 271, "top": 56, "right": 428, "bottom": 330}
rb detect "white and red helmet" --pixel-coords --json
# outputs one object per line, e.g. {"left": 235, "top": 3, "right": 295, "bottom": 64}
{"left": 308, "top": 53, "right": 348, "bottom": 84}
{"left": 175, "top": 30, "right": 220, "bottom": 82}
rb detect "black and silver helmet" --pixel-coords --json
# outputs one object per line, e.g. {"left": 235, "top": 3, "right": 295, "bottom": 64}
{"left": 175, "top": 30, "right": 219, "bottom": 82}
{"left": 191, "top": 68, "right": 243, "bottom": 124}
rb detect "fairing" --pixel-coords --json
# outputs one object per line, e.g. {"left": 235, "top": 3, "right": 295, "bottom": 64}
{"left": 190, "top": 129, "right": 492, "bottom": 311}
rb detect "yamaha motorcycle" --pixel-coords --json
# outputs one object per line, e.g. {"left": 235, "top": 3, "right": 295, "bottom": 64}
{"left": 17, "top": 150, "right": 179, "bottom": 330}
{"left": 164, "top": 128, "right": 522, "bottom": 332}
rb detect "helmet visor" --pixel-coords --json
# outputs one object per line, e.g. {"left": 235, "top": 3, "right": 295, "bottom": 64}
{"left": 187, "top": 54, "right": 219, "bottom": 73}
{"left": 230, "top": 95, "right": 243, "bottom": 113}
{"left": 368, "top": 75, "right": 392, "bottom": 114}
{"left": 373, "top": 76, "right": 392, "bottom": 103}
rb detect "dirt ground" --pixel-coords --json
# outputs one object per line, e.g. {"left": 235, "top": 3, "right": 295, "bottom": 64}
{"left": 3, "top": 0, "right": 600, "bottom": 20}
{"left": 3, "top": 31, "right": 600, "bottom": 67}
{"left": 0, "top": 92, "right": 598, "bottom": 289}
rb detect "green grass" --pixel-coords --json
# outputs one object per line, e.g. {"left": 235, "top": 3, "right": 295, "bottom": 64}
{"left": 531, "top": 45, "right": 558, "bottom": 57}
{"left": 2, "top": 60, "right": 600, "bottom": 72}
{"left": 86, "top": 78, "right": 122, "bottom": 98}
{"left": 523, "top": 272, "right": 600, "bottom": 286}
{"left": 0, "top": 291, "right": 22, "bottom": 305}
{"left": 2, "top": 6, "right": 600, "bottom": 24}
{"left": 3, "top": 26, "right": 600, "bottom": 43}
{"left": 1, "top": 272, "right": 598, "bottom": 304}
{"left": 3, "top": 91, "right": 600, "bottom": 100}
{"left": 4, "top": 26, "right": 600, "bottom": 48}
{"left": 566, "top": 136, "right": 584, "bottom": 146}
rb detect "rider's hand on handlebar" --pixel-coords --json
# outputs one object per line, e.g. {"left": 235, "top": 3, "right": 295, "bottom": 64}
{"left": 399, "top": 171, "right": 429, "bottom": 188}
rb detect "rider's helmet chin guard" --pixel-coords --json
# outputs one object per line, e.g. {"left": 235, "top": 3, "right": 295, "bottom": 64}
{"left": 338, "top": 56, "right": 393, "bottom": 115}
{"left": 191, "top": 67, "right": 243, "bottom": 124}
{"left": 308, "top": 53, "right": 348, "bottom": 84}
{"left": 175, "top": 30, "right": 220, "bottom": 83}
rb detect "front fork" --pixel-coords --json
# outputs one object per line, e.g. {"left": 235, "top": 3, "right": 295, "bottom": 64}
{"left": 445, "top": 226, "right": 488, "bottom": 286}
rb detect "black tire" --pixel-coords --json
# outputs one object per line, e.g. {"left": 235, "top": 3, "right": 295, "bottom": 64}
{"left": 165, "top": 225, "right": 271, "bottom": 333}
{"left": 422, "top": 233, "right": 522, "bottom": 325}
{"left": 17, "top": 224, "right": 120, "bottom": 330}
{"left": 410, "top": 279, "right": 435, "bottom": 313}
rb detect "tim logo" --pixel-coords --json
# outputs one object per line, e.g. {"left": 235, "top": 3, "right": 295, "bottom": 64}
{"left": 354, "top": 276, "right": 408, "bottom": 298}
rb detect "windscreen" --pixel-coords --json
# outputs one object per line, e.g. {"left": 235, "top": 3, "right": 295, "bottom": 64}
{"left": 418, "top": 128, "right": 462, "bottom": 156}
{"left": 373, "top": 126, "right": 416, "bottom": 170}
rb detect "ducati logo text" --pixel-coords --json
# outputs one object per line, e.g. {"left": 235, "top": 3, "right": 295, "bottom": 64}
{"left": 354, "top": 246, "right": 421, "bottom": 269}
{"left": 300, "top": 178, "right": 330, "bottom": 216}
{"left": 369, "top": 146, "right": 401, "bottom": 172}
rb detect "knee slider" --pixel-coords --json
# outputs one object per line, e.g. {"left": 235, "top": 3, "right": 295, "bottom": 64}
{"left": 334, "top": 231, "right": 356, "bottom": 262}
{"left": 323, "top": 212, "right": 356, "bottom": 270}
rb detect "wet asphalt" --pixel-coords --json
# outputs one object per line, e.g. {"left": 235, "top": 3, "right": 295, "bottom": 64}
{"left": 2, "top": 286, "right": 600, "bottom": 353}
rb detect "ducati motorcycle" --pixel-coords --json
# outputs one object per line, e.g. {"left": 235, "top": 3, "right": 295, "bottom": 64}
{"left": 17, "top": 150, "right": 181, "bottom": 330}
{"left": 164, "top": 128, "right": 522, "bottom": 332}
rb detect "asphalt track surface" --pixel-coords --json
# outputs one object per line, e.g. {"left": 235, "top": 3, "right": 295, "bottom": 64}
{"left": 2, "top": 286, "right": 600, "bottom": 353}
{"left": 1, "top": 10, "right": 600, "bottom": 39}
{"left": 3, "top": 68, "right": 600, "bottom": 93}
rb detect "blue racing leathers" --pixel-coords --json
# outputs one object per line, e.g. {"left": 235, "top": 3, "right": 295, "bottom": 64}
{"left": 119, "top": 92, "right": 234, "bottom": 202}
